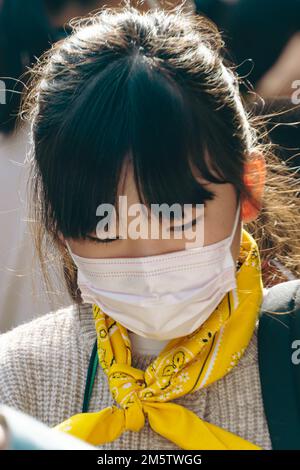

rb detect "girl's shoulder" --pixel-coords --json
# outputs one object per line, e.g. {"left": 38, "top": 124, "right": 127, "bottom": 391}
{"left": 0, "top": 303, "right": 81, "bottom": 354}
{"left": 0, "top": 303, "right": 92, "bottom": 419}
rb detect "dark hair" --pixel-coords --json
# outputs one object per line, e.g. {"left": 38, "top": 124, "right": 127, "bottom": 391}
{"left": 22, "top": 6, "right": 300, "bottom": 301}
{"left": 0, "top": 0, "right": 98, "bottom": 134}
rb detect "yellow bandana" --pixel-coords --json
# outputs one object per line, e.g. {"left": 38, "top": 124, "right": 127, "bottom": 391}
{"left": 55, "top": 229, "right": 263, "bottom": 450}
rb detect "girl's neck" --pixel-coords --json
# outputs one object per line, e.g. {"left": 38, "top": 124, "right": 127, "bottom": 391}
{"left": 128, "top": 330, "right": 169, "bottom": 356}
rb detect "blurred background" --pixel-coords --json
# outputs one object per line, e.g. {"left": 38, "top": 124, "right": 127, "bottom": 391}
{"left": 0, "top": 0, "right": 299, "bottom": 333}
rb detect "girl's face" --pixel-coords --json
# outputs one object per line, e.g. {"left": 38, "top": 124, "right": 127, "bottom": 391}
{"left": 65, "top": 164, "right": 242, "bottom": 263}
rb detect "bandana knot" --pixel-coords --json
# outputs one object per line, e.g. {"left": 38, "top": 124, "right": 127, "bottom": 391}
{"left": 108, "top": 363, "right": 146, "bottom": 432}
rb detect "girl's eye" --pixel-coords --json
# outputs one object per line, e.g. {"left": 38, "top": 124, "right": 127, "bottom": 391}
{"left": 169, "top": 215, "right": 203, "bottom": 232}
{"left": 84, "top": 210, "right": 204, "bottom": 242}
{"left": 86, "top": 235, "right": 120, "bottom": 244}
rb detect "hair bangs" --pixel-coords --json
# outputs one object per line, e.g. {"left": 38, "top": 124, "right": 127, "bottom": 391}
{"left": 127, "top": 55, "right": 217, "bottom": 210}
{"left": 34, "top": 56, "right": 133, "bottom": 239}
{"left": 35, "top": 52, "right": 221, "bottom": 240}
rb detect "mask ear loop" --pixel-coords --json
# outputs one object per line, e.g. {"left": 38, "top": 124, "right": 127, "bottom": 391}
{"left": 228, "top": 199, "right": 241, "bottom": 247}
{"left": 228, "top": 199, "right": 241, "bottom": 310}
{"left": 64, "top": 239, "right": 78, "bottom": 266}
{"left": 64, "top": 239, "right": 71, "bottom": 255}
{"left": 64, "top": 240, "right": 89, "bottom": 304}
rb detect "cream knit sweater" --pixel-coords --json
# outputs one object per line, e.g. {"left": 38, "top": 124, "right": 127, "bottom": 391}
{"left": 0, "top": 302, "right": 272, "bottom": 450}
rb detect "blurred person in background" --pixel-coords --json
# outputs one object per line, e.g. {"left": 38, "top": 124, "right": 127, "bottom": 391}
{"left": 196, "top": 1, "right": 300, "bottom": 179}
{"left": 196, "top": 0, "right": 300, "bottom": 96}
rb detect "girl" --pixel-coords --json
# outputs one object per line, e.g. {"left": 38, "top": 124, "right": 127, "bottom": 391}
{"left": 0, "top": 7, "right": 299, "bottom": 450}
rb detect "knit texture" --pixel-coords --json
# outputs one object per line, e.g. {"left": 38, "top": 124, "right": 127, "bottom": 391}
{"left": 0, "top": 302, "right": 272, "bottom": 450}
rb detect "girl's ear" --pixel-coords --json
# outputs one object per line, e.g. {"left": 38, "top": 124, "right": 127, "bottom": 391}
{"left": 241, "top": 150, "right": 266, "bottom": 223}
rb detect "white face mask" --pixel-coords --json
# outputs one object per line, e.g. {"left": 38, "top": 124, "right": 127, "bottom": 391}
{"left": 66, "top": 201, "right": 241, "bottom": 340}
